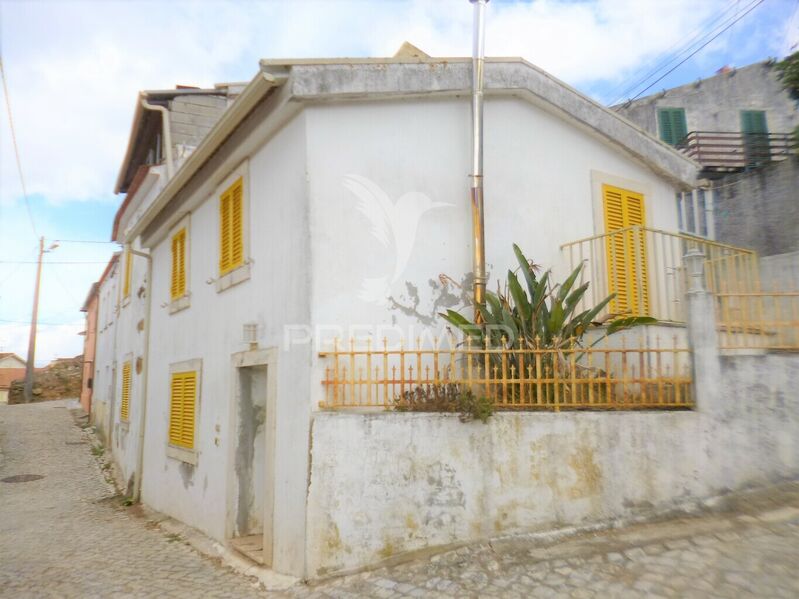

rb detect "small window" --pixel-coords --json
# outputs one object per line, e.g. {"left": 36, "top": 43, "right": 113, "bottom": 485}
{"left": 123, "top": 247, "right": 133, "bottom": 299}
{"left": 169, "top": 371, "right": 197, "bottom": 450}
{"left": 219, "top": 177, "right": 244, "bottom": 276}
{"left": 170, "top": 228, "right": 187, "bottom": 300}
{"left": 657, "top": 108, "right": 688, "bottom": 146}
{"left": 120, "top": 361, "right": 132, "bottom": 422}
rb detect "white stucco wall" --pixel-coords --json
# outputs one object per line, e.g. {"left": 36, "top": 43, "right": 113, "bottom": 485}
{"left": 306, "top": 352, "right": 799, "bottom": 576}
{"left": 305, "top": 96, "right": 682, "bottom": 407}
{"left": 139, "top": 113, "right": 312, "bottom": 576}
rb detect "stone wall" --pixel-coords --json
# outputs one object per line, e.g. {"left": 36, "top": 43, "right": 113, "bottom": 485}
{"left": 713, "top": 156, "right": 799, "bottom": 256}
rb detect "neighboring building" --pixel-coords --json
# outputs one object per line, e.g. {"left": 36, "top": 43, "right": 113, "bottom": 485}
{"left": 91, "top": 253, "right": 120, "bottom": 446}
{"left": 0, "top": 353, "right": 26, "bottom": 404}
{"left": 94, "top": 44, "right": 707, "bottom": 578}
{"left": 614, "top": 60, "right": 798, "bottom": 254}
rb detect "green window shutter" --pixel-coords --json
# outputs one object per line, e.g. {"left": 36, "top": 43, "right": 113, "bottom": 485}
{"left": 741, "top": 110, "right": 768, "bottom": 134}
{"left": 657, "top": 108, "right": 687, "bottom": 145}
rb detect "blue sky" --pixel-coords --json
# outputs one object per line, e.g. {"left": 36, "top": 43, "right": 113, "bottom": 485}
{"left": 1, "top": 0, "right": 797, "bottom": 364}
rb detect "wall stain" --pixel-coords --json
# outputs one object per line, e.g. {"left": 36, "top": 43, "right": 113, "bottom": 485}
{"left": 178, "top": 462, "right": 195, "bottom": 489}
{"left": 387, "top": 273, "right": 474, "bottom": 326}
{"left": 567, "top": 445, "right": 602, "bottom": 499}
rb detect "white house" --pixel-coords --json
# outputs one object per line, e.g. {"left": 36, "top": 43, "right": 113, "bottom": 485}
{"left": 98, "top": 45, "right": 713, "bottom": 578}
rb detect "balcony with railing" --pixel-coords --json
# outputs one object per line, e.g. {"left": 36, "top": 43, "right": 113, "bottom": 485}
{"left": 675, "top": 131, "right": 794, "bottom": 172}
{"left": 560, "top": 226, "right": 759, "bottom": 324}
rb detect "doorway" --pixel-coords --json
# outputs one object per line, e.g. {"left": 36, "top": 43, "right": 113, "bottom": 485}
{"left": 229, "top": 349, "right": 276, "bottom": 567}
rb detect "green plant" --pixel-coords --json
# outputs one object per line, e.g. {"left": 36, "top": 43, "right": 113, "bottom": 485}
{"left": 91, "top": 444, "right": 105, "bottom": 457}
{"left": 441, "top": 244, "right": 654, "bottom": 350}
{"left": 394, "top": 383, "right": 493, "bottom": 423}
{"left": 776, "top": 51, "right": 799, "bottom": 104}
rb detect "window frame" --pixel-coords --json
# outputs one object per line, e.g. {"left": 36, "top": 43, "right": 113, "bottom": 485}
{"left": 215, "top": 162, "right": 250, "bottom": 293}
{"left": 657, "top": 107, "right": 688, "bottom": 146}
{"left": 120, "top": 359, "right": 132, "bottom": 423}
{"left": 166, "top": 359, "right": 202, "bottom": 465}
{"left": 168, "top": 215, "right": 191, "bottom": 314}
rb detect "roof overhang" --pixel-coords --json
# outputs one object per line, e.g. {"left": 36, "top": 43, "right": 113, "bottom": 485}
{"left": 126, "top": 56, "right": 699, "bottom": 244}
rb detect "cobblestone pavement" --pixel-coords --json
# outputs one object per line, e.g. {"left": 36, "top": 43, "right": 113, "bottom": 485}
{"left": 0, "top": 400, "right": 263, "bottom": 598}
{"left": 2, "top": 400, "right": 799, "bottom": 598}
{"left": 292, "top": 486, "right": 799, "bottom": 599}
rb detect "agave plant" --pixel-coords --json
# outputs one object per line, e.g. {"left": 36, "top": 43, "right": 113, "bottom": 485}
{"left": 441, "top": 244, "right": 655, "bottom": 351}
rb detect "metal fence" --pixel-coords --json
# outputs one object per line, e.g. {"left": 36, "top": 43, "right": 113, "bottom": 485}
{"left": 319, "top": 336, "right": 693, "bottom": 411}
{"left": 716, "top": 292, "right": 799, "bottom": 350}
{"left": 561, "top": 226, "right": 758, "bottom": 323}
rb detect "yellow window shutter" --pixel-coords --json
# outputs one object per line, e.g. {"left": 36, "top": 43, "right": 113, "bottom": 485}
{"left": 622, "top": 192, "right": 650, "bottom": 315}
{"left": 178, "top": 230, "right": 186, "bottom": 297}
{"left": 219, "top": 191, "right": 232, "bottom": 274}
{"left": 603, "top": 186, "right": 629, "bottom": 315}
{"left": 123, "top": 248, "right": 132, "bottom": 298}
{"left": 603, "top": 185, "right": 650, "bottom": 317}
{"left": 169, "top": 374, "right": 183, "bottom": 446}
{"left": 230, "top": 178, "right": 244, "bottom": 270}
{"left": 171, "top": 229, "right": 186, "bottom": 300}
{"left": 169, "top": 371, "right": 197, "bottom": 450}
{"left": 121, "top": 361, "right": 132, "bottom": 421}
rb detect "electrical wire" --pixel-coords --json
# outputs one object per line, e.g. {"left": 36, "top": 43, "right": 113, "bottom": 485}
{"left": 605, "top": 0, "right": 745, "bottom": 104}
{"left": 0, "top": 57, "right": 38, "bottom": 240}
{"left": 0, "top": 260, "right": 110, "bottom": 265}
{"left": 627, "top": 0, "right": 767, "bottom": 103}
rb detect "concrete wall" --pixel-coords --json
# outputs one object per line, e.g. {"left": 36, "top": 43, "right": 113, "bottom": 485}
{"left": 616, "top": 61, "right": 799, "bottom": 138}
{"left": 761, "top": 250, "right": 799, "bottom": 291}
{"left": 168, "top": 95, "right": 228, "bottom": 151}
{"left": 305, "top": 96, "right": 682, "bottom": 408}
{"left": 712, "top": 156, "right": 799, "bottom": 257}
{"left": 306, "top": 350, "right": 799, "bottom": 576}
{"left": 139, "top": 113, "right": 312, "bottom": 576}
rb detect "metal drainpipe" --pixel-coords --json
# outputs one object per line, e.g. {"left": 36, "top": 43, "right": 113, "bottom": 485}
{"left": 130, "top": 248, "right": 152, "bottom": 503}
{"left": 140, "top": 96, "right": 175, "bottom": 179}
{"left": 470, "top": 0, "right": 489, "bottom": 318}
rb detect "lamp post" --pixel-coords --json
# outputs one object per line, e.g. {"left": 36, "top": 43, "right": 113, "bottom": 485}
{"left": 23, "top": 237, "right": 58, "bottom": 402}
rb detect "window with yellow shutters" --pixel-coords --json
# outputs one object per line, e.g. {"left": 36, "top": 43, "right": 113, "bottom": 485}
{"left": 602, "top": 184, "right": 650, "bottom": 316}
{"left": 120, "top": 361, "right": 132, "bottom": 422}
{"left": 169, "top": 371, "right": 197, "bottom": 450}
{"left": 219, "top": 177, "right": 244, "bottom": 275}
{"left": 170, "top": 228, "right": 187, "bottom": 300}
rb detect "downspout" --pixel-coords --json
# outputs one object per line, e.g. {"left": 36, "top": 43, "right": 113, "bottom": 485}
{"left": 470, "top": 0, "right": 489, "bottom": 317}
{"left": 140, "top": 96, "right": 175, "bottom": 180}
{"left": 130, "top": 248, "right": 153, "bottom": 503}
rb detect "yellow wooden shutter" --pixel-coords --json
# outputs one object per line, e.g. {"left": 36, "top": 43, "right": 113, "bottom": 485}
{"left": 121, "top": 361, "right": 132, "bottom": 421}
{"left": 123, "top": 248, "right": 132, "bottom": 298}
{"left": 603, "top": 185, "right": 650, "bottom": 316}
{"left": 169, "top": 371, "right": 197, "bottom": 450}
{"left": 170, "top": 229, "right": 186, "bottom": 300}
{"left": 219, "top": 190, "right": 232, "bottom": 274}
{"left": 230, "top": 178, "right": 244, "bottom": 270}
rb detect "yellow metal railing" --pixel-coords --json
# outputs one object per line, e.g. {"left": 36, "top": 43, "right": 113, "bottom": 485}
{"left": 319, "top": 336, "right": 693, "bottom": 411}
{"left": 561, "top": 226, "right": 758, "bottom": 323}
{"left": 716, "top": 292, "right": 799, "bottom": 350}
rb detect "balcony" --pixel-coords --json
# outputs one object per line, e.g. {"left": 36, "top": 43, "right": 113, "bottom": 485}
{"left": 676, "top": 131, "right": 794, "bottom": 173}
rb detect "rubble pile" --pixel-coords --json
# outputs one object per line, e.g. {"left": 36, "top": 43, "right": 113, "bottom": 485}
{"left": 8, "top": 355, "right": 83, "bottom": 404}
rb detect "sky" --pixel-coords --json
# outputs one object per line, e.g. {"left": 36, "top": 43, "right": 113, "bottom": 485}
{"left": 0, "top": 0, "right": 797, "bottom": 365}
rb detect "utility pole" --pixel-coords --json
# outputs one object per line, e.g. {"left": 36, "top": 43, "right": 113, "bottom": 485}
{"left": 23, "top": 237, "right": 57, "bottom": 402}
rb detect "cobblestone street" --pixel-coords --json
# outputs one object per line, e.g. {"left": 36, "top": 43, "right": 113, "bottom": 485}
{"left": 2, "top": 400, "right": 799, "bottom": 598}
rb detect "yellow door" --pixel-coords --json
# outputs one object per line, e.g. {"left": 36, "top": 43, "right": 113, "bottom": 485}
{"left": 603, "top": 184, "right": 650, "bottom": 316}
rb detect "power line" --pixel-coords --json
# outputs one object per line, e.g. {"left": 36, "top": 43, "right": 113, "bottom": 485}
{"left": 627, "top": 0, "right": 767, "bottom": 103}
{"left": 0, "top": 318, "right": 82, "bottom": 327}
{"left": 605, "top": 1, "right": 744, "bottom": 103}
{"left": 0, "top": 57, "right": 38, "bottom": 239}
